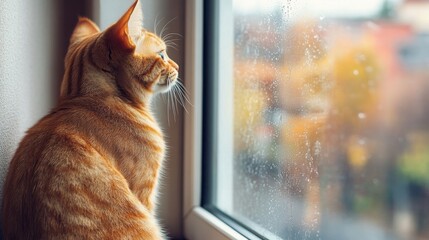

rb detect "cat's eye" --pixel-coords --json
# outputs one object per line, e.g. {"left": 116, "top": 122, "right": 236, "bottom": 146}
{"left": 158, "top": 51, "right": 166, "bottom": 61}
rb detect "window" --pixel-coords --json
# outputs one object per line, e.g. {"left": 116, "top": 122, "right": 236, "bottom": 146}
{"left": 200, "top": 0, "right": 429, "bottom": 239}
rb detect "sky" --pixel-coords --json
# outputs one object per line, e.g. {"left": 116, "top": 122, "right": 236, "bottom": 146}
{"left": 234, "top": 0, "right": 404, "bottom": 19}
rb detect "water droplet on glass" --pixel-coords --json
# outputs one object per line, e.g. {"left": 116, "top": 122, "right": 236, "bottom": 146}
{"left": 353, "top": 69, "right": 359, "bottom": 75}
{"left": 358, "top": 112, "right": 366, "bottom": 119}
{"left": 356, "top": 53, "right": 367, "bottom": 62}
{"left": 366, "top": 21, "right": 380, "bottom": 31}
{"left": 319, "top": 16, "right": 325, "bottom": 21}
{"left": 314, "top": 141, "right": 321, "bottom": 156}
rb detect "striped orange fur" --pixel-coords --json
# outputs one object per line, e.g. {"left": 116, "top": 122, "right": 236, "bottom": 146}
{"left": 1, "top": 1, "right": 179, "bottom": 239}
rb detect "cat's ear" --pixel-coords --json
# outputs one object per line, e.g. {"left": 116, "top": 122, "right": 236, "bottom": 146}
{"left": 106, "top": 0, "right": 144, "bottom": 50}
{"left": 70, "top": 17, "right": 100, "bottom": 44}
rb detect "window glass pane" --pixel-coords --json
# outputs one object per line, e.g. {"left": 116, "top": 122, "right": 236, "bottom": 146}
{"left": 214, "top": 0, "right": 429, "bottom": 239}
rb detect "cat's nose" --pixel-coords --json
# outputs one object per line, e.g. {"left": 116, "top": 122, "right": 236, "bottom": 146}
{"left": 168, "top": 60, "right": 179, "bottom": 71}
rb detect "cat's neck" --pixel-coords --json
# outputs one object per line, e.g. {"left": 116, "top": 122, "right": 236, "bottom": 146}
{"left": 60, "top": 68, "right": 154, "bottom": 111}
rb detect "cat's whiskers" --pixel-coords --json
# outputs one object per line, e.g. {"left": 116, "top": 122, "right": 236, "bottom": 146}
{"left": 163, "top": 35, "right": 181, "bottom": 47}
{"left": 173, "top": 84, "right": 186, "bottom": 114}
{"left": 166, "top": 45, "right": 178, "bottom": 51}
{"left": 163, "top": 31, "right": 180, "bottom": 52}
{"left": 175, "top": 79, "right": 192, "bottom": 108}
{"left": 159, "top": 17, "right": 177, "bottom": 40}
{"left": 153, "top": 15, "right": 163, "bottom": 36}
{"left": 172, "top": 83, "right": 178, "bottom": 121}
{"left": 163, "top": 79, "right": 191, "bottom": 125}
{"left": 157, "top": 20, "right": 188, "bottom": 124}
{"left": 162, "top": 32, "right": 183, "bottom": 41}
{"left": 166, "top": 79, "right": 172, "bottom": 125}
{"left": 174, "top": 80, "right": 190, "bottom": 115}
{"left": 164, "top": 40, "right": 178, "bottom": 47}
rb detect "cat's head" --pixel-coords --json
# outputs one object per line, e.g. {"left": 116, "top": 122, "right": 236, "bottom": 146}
{"left": 61, "top": 0, "right": 179, "bottom": 105}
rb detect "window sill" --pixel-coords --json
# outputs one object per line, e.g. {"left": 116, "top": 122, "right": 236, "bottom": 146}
{"left": 184, "top": 207, "right": 247, "bottom": 240}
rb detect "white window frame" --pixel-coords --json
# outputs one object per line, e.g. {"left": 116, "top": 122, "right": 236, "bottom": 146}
{"left": 182, "top": 0, "right": 246, "bottom": 239}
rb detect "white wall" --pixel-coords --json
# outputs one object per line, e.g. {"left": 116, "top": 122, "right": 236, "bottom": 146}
{"left": 0, "top": 0, "right": 56, "bottom": 221}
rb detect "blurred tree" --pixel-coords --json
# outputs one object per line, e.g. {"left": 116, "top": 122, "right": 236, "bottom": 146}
{"left": 329, "top": 42, "right": 380, "bottom": 134}
{"left": 398, "top": 133, "right": 429, "bottom": 185}
{"left": 326, "top": 38, "right": 381, "bottom": 213}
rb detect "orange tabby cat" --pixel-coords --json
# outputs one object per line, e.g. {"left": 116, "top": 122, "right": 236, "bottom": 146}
{"left": 1, "top": 1, "right": 178, "bottom": 239}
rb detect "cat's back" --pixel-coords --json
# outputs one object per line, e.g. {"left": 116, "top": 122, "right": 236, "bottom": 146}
{"left": 2, "top": 98, "right": 163, "bottom": 239}
{"left": 2, "top": 99, "right": 108, "bottom": 238}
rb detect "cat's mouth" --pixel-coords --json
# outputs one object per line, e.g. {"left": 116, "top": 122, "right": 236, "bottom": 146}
{"left": 153, "top": 73, "right": 177, "bottom": 93}
{"left": 157, "top": 76, "right": 175, "bottom": 86}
